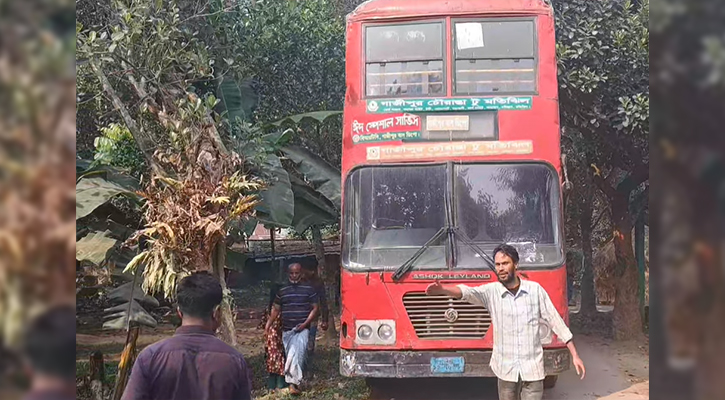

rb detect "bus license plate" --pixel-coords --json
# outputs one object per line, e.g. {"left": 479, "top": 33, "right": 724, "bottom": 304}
{"left": 430, "top": 356, "right": 465, "bottom": 374}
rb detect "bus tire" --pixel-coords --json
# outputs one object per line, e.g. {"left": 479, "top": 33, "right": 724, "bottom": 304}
{"left": 543, "top": 375, "right": 558, "bottom": 389}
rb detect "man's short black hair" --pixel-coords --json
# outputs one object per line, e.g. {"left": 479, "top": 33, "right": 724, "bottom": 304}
{"left": 176, "top": 272, "right": 223, "bottom": 319}
{"left": 493, "top": 243, "right": 520, "bottom": 264}
{"left": 23, "top": 305, "right": 76, "bottom": 380}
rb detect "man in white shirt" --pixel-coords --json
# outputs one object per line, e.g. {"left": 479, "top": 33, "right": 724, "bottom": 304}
{"left": 425, "top": 244, "right": 586, "bottom": 400}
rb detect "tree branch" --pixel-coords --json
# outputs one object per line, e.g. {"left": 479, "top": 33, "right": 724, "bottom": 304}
{"left": 591, "top": 206, "right": 609, "bottom": 231}
{"left": 617, "top": 162, "right": 649, "bottom": 195}
{"left": 592, "top": 167, "right": 618, "bottom": 199}
{"left": 90, "top": 60, "right": 161, "bottom": 175}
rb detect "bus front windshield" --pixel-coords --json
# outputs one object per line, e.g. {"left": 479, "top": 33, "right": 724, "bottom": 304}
{"left": 342, "top": 163, "right": 563, "bottom": 271}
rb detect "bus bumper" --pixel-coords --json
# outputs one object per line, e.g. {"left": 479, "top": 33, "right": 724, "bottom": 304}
{"left": 339, "top": 348, "right": 570, "bottom": 378}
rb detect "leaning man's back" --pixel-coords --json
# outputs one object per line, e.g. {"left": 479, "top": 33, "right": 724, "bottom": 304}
{"left": 121, "top": 272, "right": 253, "bottom": 400}
{"left": 122, "top": 326, "right": 252, "bottom": 400}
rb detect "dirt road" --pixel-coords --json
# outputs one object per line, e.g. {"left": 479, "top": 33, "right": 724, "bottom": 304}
{"left": 367, "top": 335, "right": 649, "bottom": 400}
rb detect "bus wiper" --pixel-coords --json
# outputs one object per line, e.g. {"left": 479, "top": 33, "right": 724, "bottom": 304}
{"left": 391, "top": 227, "right": 448, "bottom": 282}
{"left": 391, "top": 227, "right": 498, "bottom": 282}
{"left": 452, "top": 227, "right": 498, "bottom": 277}
{"left": 392, "top": 161, "right": 497, "bottom": 281}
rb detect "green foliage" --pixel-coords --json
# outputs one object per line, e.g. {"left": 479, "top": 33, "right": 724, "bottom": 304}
{"left": 229, "top": 0, "right": 346, "bottom": 120}
{"left": 76, "top": 174, "right": 139, "bottom": 221}
{"left": 93, "top": 123, "right": 147, "bottom": 176}
{"left": 256, "top": 154, "right": 295, "bottom": 227}
{"left": 230, "top": 124, "right": 342, "bottom": 236}
{"left": 555, "top": 0, "right": 649, "bottom": 170}
{"left": 282, "top": 145, "right": 341, "bottom": 210}
{"left": 77, "top": 0, "right": 219, "bottom": 164}
{"left": 211, "top": 0, "right": 346, "bottom": 169}
{"left": 76, "top": 230, "right": 119, "bottom": 266}
{"left": 217, "top": 77, "right": 258, "bottom": 124}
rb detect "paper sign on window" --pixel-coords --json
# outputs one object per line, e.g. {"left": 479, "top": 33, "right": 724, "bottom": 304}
{"left": 456, "top": 23, "right": 484, "bottom": 50}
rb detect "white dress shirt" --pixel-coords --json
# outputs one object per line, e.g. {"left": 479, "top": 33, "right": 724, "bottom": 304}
{"left": 458, "top": 279, "right": 573, "bottom": 382}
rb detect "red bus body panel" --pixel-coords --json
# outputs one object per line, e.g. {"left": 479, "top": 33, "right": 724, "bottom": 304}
{"left": 339, "top": 270, "right": 569, "bottom": 351}
{"left": 339, "top": 0, "right": 569, "bottom": 370}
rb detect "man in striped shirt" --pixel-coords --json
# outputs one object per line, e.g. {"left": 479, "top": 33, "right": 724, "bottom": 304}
{"left": 266, "top": 263, "right": 319, "bottom": 394}
{"left": 425, "top": 244, "right": 586, "bottom": 400}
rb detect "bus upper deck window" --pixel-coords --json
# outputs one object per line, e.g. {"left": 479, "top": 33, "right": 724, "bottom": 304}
{"left": 365, "top": 22, "right": 444, "bottom": 97}
{"left": 453, "top": 20, "right": 536, "bottom": 95}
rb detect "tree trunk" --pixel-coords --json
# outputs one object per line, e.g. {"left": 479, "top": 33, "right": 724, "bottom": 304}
{"left": 90, "top": 351, "right": 105, "bottom": 400}
{"left": 611, "top": 212, "right": 643, "bottom": 341}
{"left": 634, "top": 215, "right": 647, "bottom": 320}
{"left": 579, "top": 191, "right": 597, "bottom": 316}
{"left": 648, "top": 238, "right": 694, "bottom": 399}
{"left": 693, "top": 220, "right": 725, "bottom": 399}
{"left": 696, "top": 288, "right": 725, "bottom": 399}
{"left": 311, "top": 226, "right": 338, "bottom": 339}
{"left": 111, "top": 324, "right": 140, "bottom": 400}
{"left": 213, "top": 241, "right": 237, "bottom": 346}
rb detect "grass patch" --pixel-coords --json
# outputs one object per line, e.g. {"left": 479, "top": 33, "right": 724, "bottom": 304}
{"left": 249, "top": 345, "right": 368, "bottom": 400}
{"left": 76, "top": 360, "right": 119, "bottom": 386}
{"left": 75, "top": 344, "right": 368, "bottom": 400}
{"left": 76, "top": 360, "right": 119, "bottom": 400}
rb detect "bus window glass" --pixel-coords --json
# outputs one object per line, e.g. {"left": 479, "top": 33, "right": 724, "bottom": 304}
{"left": 343, "top": 163, "right": 563, "bottom": 271}
{"left": 453, "top": 20, "right": 536, "bottom": 94}
{"left": 365, "top": 23, "right": 444, "bottom": 97}
{"left": 454, "top": 164, "right": 563, "bottom": 268}
{"left": 343, "top": 165, "right": 447, "bottom": 270}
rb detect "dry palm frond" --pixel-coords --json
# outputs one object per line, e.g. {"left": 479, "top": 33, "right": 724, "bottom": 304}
{"left": 124, "top": 150, "right": 263, "bottom": 299}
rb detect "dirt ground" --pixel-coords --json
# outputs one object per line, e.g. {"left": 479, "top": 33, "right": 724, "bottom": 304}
{"left": 76, "top": 316, "right": 367, "bottom": 400}
{"left": 74, "top": 322, "right": 649, "bottom": 400}
{"left": 364, "top": 334, "right": 649, "bottom": 400}
{"left": 73, "top": 290, "right": 648, "bottom": 400}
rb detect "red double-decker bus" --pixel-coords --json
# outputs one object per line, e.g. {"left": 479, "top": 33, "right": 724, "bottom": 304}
{"left": 339, "top": 0, "right": 570, "bottom": 386}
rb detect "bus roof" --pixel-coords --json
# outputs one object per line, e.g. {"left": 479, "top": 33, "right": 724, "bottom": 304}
{"left": 348, "top": 0, "right": 553, "bottom": 22}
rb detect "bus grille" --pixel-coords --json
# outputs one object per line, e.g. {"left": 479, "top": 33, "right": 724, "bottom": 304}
{"left": 402, "top": 292, "right": 491, "bottom": 340}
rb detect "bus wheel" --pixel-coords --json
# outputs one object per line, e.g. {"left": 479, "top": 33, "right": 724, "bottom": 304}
{"left": 543, "top": 375, "right": 558, "bottom": 389}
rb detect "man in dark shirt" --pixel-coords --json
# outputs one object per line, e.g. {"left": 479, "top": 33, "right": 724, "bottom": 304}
{"left": 265, "top": 263, "right": 318, "bottom": 394}
{"left": 122, "top": 272, "right": 253, "bottom": 400}
{"left": 21, "top": 305, "right": 76, "bottom": 400}
{"left": 302, "top": 265, "right": 329, "bottom": 379}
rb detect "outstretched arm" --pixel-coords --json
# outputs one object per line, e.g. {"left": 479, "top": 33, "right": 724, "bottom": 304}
{"left": 425, "top": 281, "right": 463, "bottom": 298}
{"left": 539, "top": 285, "right": 586, "bottom": 379}
{"left": 426, "top": 280, "right": 491, "bottom": 309}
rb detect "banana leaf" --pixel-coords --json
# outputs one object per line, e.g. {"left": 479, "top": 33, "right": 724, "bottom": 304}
{"left": 289, "top": 175, "right": 339, "bottom": 234}
{"left": 270, "top": 110, "right": 342, "bottom": 127}
{"left": 255, "top": 154, "right": 294, "bottom": 227}
{"left": 76, "top": 176, "right": 136, "bottom": 220}
{"left": 76, "top": 230, "right": 118, "bottom": 266}
{"left": 217, "top": 77, "right": 258, "bottom": 123}
{"left": 103, "top": 300, "right": 157, "bottom": 329}
{"left": 281, "top": 145, "right": 341, "bottom": 210}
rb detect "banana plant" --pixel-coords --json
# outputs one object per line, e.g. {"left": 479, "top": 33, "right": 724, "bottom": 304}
{"left": 234, "top": 135, "right": 342, "bottom": 234}
{"left": 76, "top": 160, "right": 142, "bottom": 272}
{"left": 76, "top": 160, "right": 141, "bottom": 220}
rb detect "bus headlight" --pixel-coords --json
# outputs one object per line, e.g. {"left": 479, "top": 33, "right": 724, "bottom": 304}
{"left": 354, "top": 320, "right": 396, "bottom": 345}
{"left": 357, "top": 324, "right": 373, "bottom": 340}
{"left": 378, "top": 323, "right": 394, "bottom": 340}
